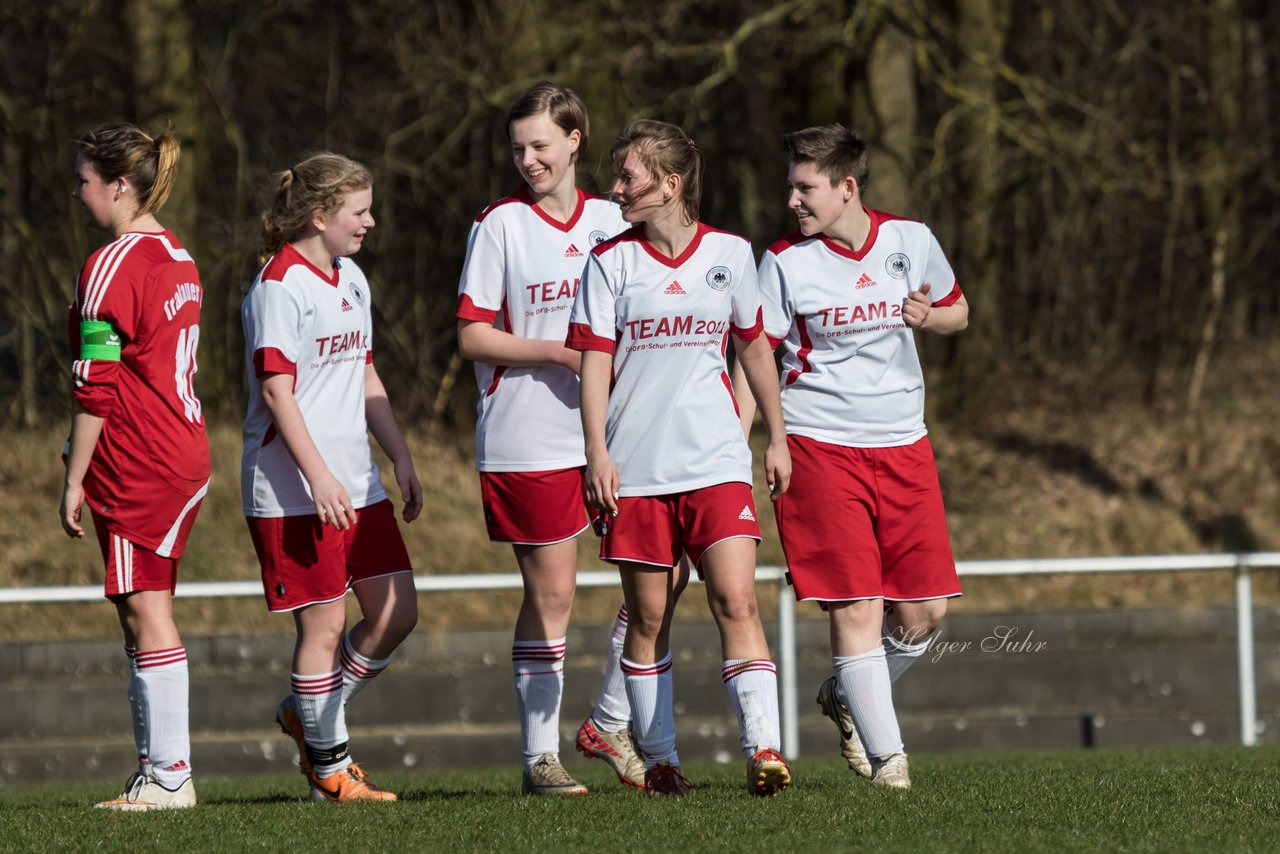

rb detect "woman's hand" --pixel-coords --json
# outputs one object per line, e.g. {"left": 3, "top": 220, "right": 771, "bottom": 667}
{"left": 585, "top": 451, "right": 620, "bottom": 516}
{"left": 308, "top": 471, "right": 355, "bottom": 530}
{"left": 60, "top": 482, "right": 86, "bottom": 538}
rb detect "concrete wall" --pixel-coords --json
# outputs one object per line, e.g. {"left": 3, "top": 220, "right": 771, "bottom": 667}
{"left": 2, "top": 606, "right": 1277, "bottom": 783}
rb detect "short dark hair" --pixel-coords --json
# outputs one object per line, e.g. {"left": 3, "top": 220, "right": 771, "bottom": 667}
{"left": 782, "top": 123, "right": 869, "bottom": 192}
{"left": 505, "top": 81, "right": 590, "bottom": 163}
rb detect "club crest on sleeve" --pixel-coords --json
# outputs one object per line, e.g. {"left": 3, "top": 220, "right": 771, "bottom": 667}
{"left": 706, "top": 266, "right": 731, "bottom": 291}
{"left": 590, "top": 230, "right": 609, "bottom": 247}
{"left": 886, "top": 253, "right": 911, "bottom": 279}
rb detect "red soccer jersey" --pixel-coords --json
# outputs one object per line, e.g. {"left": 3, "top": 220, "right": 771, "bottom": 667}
{"left": 69, "top": 230, "right": 211, "bottom": 557}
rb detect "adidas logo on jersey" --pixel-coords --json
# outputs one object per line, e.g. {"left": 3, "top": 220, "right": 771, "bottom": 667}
{"left": 564, "top": 243, "right": 584, "bottom": 257}
{"left": 664, "top": 281, "right": 686, "bottom": 295}
{"left": 854, "top": 273, "right": 877, "bottom": 290}
{"left": 341, "top": 298, "right": 354, "bottom": 312}
{"left": 738, "top": 505, "right": 756, "bottom": 521}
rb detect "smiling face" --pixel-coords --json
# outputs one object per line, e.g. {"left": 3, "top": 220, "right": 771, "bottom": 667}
{"left": 316, "top": 186, "right": 375, "bottom": 258}
{"left": 73, "top": 155, "right": 122, "bottom": 232}
{"left": 611, "top": 148, "right": 672, "bottom": 224}
{"left": 510, "top": 111, "right": 580, "bottom": 200}
{"left": 787, "top": 160, "right": 855, "bottom": 237}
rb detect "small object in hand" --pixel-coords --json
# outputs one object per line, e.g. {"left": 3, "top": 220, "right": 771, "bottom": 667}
{"left": 591, "top": 515, "right": 610, "bottom": 537}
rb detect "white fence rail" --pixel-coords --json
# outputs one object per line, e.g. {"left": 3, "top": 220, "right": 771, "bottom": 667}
{"left": 5, "top": 553, "right": 1278, "bottom": 754}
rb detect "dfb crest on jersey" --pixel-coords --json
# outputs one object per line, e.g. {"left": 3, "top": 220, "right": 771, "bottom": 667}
{"left": 589, "top": 230, "right": 609, "bottom": 247}
{"left": 886, "top": 253, "right": 911, "bottom": 279}
{"left": 706, "top": 266, "right": 732, "bottom": 291}
{"left": 349, "top": 281, "right": 367, "bottom": 308}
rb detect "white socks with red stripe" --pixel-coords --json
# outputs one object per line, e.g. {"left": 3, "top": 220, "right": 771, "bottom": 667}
{"left": 590, "top": 606, "right": 632, "bottom": 733}
{"left": 622, "top": 652, "right": 677, "bottom": 767}
{"left": 512, "top": 637, "right": 566, "bottom": 767}
{"left": 132, "top": 647, "right": 191, "bottom": 787}
{"left": 834, "top": 647, "right": 904, "bottom": 760}
{"left": 721, "top": 658, "right": 781, "bottom": 757}
{"left": 340, "top": 634, "right": 392, "bottom": 706}
{"left": 124, "top": 646, "right": 147, "bottom": 773}
{"left": 291, "top": 670, "right": 352, "bottom": 777}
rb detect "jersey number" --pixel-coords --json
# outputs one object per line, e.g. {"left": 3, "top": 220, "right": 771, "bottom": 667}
{"left": 174, "top": 324, "right": 202, "bottom": 423}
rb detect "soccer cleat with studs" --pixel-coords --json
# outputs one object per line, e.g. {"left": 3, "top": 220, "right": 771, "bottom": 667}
{"left": 94, "top": 770, "right": 197, "bottom": 811}
{"left": 746, "top": 748, "right": 792, "bottom": 796}
{"left": 522, "top": 753, "right": 589, "bottom": 795}
{"left": 575, "top": 717, "right": 645, "bottom": 788}
{"left": 644, "top": 761, "right": 692, "bottom": 799}
{"left": 816, "top": 676, "right": 873, "bottom": 777}
{"left": 870, "top": 753, "right": 911, "bottom": 789}
{"left": 308, "top": 762, "right": 398, "bottom": 802}
{"left": 275, "top": 694, "right": 312, "bottom": 777}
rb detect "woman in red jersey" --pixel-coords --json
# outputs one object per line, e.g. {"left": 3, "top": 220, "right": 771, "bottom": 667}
{"left": 60, "top": 122, "right": 209, "bottom": 810}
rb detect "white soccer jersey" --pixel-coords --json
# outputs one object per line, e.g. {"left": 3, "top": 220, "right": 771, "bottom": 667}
{"left": 568, "top": 223, "right": 763, "bottom": 496}
{"left": 758, "top": 209, "right": 962, "bottom": 448}
{"left": 241, "top": 243, "right": 387, "bottom": 516}
{"left": 457, "top": 187, "right": 627, "bottom": 472}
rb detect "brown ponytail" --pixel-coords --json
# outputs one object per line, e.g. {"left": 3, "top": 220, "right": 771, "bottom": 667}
{"left": 611, "top": 120, "right": 704, "bottom": 225}
{"left": 258, "top": 153, "right": 372, "bottom": 267}
{"left": 75, "top": 122, "right": 182, "bottom": 216}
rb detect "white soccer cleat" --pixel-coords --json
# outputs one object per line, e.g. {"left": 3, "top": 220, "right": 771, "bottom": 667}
{"left": 815, "top": 676, "right": 873, "bottom": 777}
{"left": 521, "top": 753, "right": 589, "bottom": 795}
{"left": 746, "top": 748, "right": 792, "bottom": 797}
{"left": 870, "top": 753, "right": 911, "bottom": 789}
{"left": 94, "top": 770, "right": 197, "bottom": 811}
{"left": 575, "top": 717, "right": 645, "bottom": 788}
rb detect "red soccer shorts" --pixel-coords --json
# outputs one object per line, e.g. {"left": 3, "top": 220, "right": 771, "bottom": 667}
{"left": 83, "top": 469, "right": 207, "bottom": 560}
{"left": 600, "top": 481, "right": 761, "bottom": 569}
{"left": 94, "top": 518, "right": 181, "bottom": 598}
{"left": 479, "top": 468, "right": 591, "bottom": 545}
{"left": 773, "top": 435, "right": 962, "bottom": 603}
{"left": 246, "top": 499, "right": 414, "bottom": 612}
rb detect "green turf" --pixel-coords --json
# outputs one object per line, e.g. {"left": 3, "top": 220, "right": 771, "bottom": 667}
{"left": 1, "top": 748, "right": 1277, "bottom": 852}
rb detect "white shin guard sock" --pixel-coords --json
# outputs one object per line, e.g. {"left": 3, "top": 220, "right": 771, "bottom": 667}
{"left": 340, "top": 633, "right": 393, "bottom": 706}
{"left": 291, "top": 669, "right": 351, "bottom": 776}
{"left": 721, "top": 659, "right": 781, "bottom": 757}
{"left": 622, "top": 652, "right": 676, "bottom": 766}
{"left": 883, "top": 629, "right": 931, "bottom": 683}
{"left": 124, "top": 646, "right": 148, "bottom": 772}
{"left": 833, "top": 647, "right": 904, "bottom": 759}
{"left": 134, "top": 647, "right": 191, "bottom": 786}
{"left": 513, "top": 638, "right": 566, "bottom": 765}
{"left": 591, "top": 607, "right": 631, "bottom": 732}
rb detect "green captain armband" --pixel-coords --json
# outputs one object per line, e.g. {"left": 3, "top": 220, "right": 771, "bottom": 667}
{"left": 80, "top": 320, "right": 123, "bottom": 361}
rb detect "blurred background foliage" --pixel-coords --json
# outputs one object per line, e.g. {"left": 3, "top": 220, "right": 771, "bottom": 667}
{"left": 2, "top": 0, "right": 1277, "bottom": 431}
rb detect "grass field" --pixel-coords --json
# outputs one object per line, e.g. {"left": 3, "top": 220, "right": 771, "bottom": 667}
{"left": 2, "top": 748, "right": 1277, "bottom": 852}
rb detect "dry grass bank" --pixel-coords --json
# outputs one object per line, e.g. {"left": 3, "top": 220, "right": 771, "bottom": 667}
{"left": 6, "top": 346, "right": 1280, "bottom": 640}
